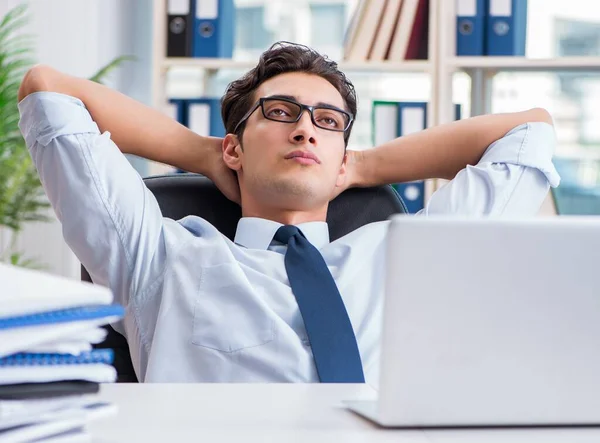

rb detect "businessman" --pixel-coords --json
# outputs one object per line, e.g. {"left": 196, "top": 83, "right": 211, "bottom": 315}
{"left": 18, "top": 42, "right": 560, "bottom": 383}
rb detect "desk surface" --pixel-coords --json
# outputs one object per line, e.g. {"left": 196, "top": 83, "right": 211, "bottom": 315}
{"left": 89, "top": 384, "right": 600, "bottom": 443}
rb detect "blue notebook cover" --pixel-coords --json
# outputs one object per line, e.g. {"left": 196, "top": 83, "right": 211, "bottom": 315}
{"left": 0, "top": 349, "right": 114, "bottom": 367}
{"left": 0, "top": 304, "right": 124, "bottom": 330}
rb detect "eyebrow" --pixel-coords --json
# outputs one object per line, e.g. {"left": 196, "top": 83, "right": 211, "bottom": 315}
{"left": 265, "top": 94, "right": 345, "bottom": 111}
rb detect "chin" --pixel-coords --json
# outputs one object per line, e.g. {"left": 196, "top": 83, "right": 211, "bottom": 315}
{"left": 252, "top": 175, "right": 324, "bottom": 204}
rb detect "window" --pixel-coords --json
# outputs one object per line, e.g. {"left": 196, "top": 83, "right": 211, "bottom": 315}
{"left": 235, "top": 6, "right": 274, "bottom": 55}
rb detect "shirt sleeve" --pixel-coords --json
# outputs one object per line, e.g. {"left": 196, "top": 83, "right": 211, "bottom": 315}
{"left": 418, "top": 122, "right": 561, "bottom": 216}
{"left": 18, "top": 92, "right": 167, "bottom": 307}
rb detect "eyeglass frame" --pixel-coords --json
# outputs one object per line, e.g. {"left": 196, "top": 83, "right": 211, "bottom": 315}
{"left": 232, "top": 96, "right": 354, "bottom": 134}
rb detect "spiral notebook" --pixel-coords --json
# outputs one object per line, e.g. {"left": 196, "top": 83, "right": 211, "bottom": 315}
{"left": 0, "top": 350, "right": 117, "bottom": 385}
{"left": 0, "top": 306, "right": 124, "bottom": 359}
{"left": 1, "top": 263, "right": 113, "bottom": 319}
{"left": 0, "top": 305, "right": 124, "bottom": 330}
{"left": 0, "top": 350, "right": 114, "bottom": 367}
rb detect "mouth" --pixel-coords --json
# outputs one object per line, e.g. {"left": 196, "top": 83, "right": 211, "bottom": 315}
{"left": 284, "top": 150, "right": 321, "bottom": 165}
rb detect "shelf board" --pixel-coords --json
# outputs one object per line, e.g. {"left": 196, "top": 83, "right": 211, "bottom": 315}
{"left": 161, "top": 58, "right": 431, "bottom": 73}
{"left": 448, "top": 56, "right": 600, "bottom": 72}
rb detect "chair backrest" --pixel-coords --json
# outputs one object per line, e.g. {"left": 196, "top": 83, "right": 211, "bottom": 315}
{"left": 85, "top": 173, "right": 408, "bottom": 382}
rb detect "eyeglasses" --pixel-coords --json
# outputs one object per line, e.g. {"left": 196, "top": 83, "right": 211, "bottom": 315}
{"left": 233, "top": 97, "right": 354, "bottom": 134}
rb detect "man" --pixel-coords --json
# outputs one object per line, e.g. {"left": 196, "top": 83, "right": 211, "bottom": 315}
{"left": 18, "top": 42, "right": 559, "bottom": 384}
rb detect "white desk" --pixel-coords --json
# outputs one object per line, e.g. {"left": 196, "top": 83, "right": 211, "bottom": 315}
{"left": 89, "top": 384, "right": 600, "bottom": 443}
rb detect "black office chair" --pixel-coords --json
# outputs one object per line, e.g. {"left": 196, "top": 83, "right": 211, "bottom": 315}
{"left": 83, "top": 173, "right": 408, "bottom": 382}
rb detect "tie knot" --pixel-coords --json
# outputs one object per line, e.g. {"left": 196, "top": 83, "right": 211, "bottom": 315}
{"left": 274, "top": 225, "right": 302, "bottom": 244}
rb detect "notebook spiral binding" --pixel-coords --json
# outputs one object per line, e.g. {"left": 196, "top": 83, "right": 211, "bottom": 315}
{"left": 0, "top": 349, "right": 114, "bottom": 367}
{"left": 0, "top": 305, "right": 124, "bottom": 330}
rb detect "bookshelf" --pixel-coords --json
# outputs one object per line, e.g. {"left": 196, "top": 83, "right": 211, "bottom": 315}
{"left": 447, "top": 56, "right": 600, "bottom": 72}
{"left": 150, "top": 0, "right": 440, "bottom": 178}
{"left": 151, "top": 0, "right": 438, "bottom": 113}
{"left": 161, "top": 58, "right": 433, "bottom": 73}
{"left": 153, "top": 0, "right": 600, "bottom": 124}
{"left": 151, "top": 0, "right": 597, "bottom": 211}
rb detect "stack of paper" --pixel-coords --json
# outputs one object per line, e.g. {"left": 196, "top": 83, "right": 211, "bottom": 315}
{"left": 0, "top": 263, "right": 124, "bottom": 443}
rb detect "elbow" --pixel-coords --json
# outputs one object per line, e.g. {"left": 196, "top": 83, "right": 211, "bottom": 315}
{"left": 526, "top": 107, "right": 554, "bottom": 126}
{"left": 17, "top": 64, "right": 55, "bottom": 103}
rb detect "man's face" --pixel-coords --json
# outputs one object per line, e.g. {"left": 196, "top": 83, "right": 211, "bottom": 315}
{"left": 225, "top": 72, "right": 348, "bottom": 211}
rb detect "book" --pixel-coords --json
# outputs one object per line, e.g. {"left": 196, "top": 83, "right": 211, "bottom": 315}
{"left": 0, "top": 322, "right": 120, "bottom": 361}
{"left": 0, "top": 381, "right": 99, "bottom": 401}
{"left": 0, "top": 263, "right": 112, "bottom": 319}
{"left": 388, "top": 0, "right": 429, "bottom": 60}
{"left": 0, "top": 364, "right": 117, "bottom": 385}
{"left": 369, "top": 0, "right": 404, "bottom": 61}
{"left": 0, "top": 350, "right": 114, "bottom": 367}
{"left": 344, "top": 0, "right": 387, "bottom": 61}
{"left": 0, "top": 306, "right": 124, "bottom": 331}
{"left": 0, "top": 401, "right": 116, "bottom": 442}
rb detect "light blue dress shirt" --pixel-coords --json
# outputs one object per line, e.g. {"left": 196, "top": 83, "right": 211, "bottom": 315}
{"left": 18, "top": 92, "right": 560, "bottom": 384}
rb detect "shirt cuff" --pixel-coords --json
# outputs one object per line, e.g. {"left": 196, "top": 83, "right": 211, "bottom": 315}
{"left": 479, "top": 122, "right": 561, "bottom": 188}
{"left": 18, "top": 91, "right": 100, "bottom": 148}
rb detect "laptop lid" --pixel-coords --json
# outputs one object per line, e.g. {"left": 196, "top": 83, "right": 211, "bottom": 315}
{"left": 376, "top": 216, "right": 600, "bottom": 427}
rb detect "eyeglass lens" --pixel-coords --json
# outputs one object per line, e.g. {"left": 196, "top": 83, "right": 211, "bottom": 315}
{"left": 262, "top": 99, "right": 349, "bottom": 131}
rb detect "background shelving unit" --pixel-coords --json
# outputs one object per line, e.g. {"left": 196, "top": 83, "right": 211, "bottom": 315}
{"left": 161, "top": 57, "right": 433, "bottom": 72}
{"left": 151, "top": 0, "right": 439, "bottom": 123}
{"left": 151, "top": 0, "right": 599, "bottom": 213}
{"left": 437, "top": 1, "right": 600, "bottom": 124}
{"left": 150, "top": 0, "right": 440, "bottom": 197}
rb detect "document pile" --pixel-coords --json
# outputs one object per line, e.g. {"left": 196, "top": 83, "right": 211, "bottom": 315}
{"left": 0, "top": 263, "right": 124, "bottom": 443}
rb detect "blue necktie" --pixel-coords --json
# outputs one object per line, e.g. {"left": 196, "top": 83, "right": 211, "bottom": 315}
{"left": 274, "top": 225, "right": 365, "bottom": 383}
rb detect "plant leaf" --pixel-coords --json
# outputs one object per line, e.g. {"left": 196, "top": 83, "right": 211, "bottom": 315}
{"left": 88, "top": 55, "right": 136, "bottom": 84}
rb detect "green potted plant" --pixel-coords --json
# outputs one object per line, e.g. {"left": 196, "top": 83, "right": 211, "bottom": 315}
{"left": 0, "top": 3, "right": 134, "bottom": 267}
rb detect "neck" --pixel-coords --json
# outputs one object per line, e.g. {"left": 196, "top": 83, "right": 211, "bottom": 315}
{"left": 241, "top": 195, "right": 328, "bottom": 226}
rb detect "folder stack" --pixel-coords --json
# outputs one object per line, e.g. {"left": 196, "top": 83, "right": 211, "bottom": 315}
{"left": 343, "top": 0, "right": 430, "bottom": 62}
{"left": 456, "top": 0, "right": 528, "bottom": 56}
{"left": 166, "top": 0, "right": 235, "bottom": 58}
{"left": 0, "top": 263, "right": 124, "bottom": 443}
{"left": 168, "top": 97, "right": 225, "bottom": 173}
{"left": 372, "top": 101, "right": 462, "bottom": 213}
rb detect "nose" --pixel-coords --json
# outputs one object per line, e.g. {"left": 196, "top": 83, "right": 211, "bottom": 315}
{"left": 289, "top": 110, "right": 317, "bottom": 145}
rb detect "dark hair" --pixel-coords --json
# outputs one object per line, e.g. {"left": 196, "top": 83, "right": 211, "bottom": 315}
{"left": 221, "top": 42, "right": 357, "bottom": 146}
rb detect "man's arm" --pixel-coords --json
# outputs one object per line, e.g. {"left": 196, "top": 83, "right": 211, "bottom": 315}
{"left": 352, "top": 108, "right": 554, "bottom": 186}
{"left": 18, "top": 65, "right": 240, "bottom": 202}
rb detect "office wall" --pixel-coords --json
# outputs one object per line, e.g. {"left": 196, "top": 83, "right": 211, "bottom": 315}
{"left": 0, "top": 0, "right": 152, "bottom": 278}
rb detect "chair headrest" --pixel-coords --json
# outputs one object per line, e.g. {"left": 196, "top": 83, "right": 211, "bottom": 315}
{"left": 143, "top": 173, "right": 407, "bottom": 242}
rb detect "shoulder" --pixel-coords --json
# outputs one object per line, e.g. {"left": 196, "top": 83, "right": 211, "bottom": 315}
{"left": 331, "top": 220, "right": 391, "bottom": 246}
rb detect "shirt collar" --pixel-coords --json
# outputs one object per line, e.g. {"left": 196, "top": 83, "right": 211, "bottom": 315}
{"left": 234, "top": 217, "right": 330, "bottom": 250}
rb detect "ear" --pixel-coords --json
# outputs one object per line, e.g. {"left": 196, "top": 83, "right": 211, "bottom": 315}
{"left": 222, "top": 133, "right": 243, "bottom": 171}
{"left": 335, "top": 151, "right": 348, "bottom": 188}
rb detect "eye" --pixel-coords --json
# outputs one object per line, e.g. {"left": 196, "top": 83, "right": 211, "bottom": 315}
{"left": 321, "top": 117, "right": 339, "bottom": 127}
{"left": 315, "top": 111, "right": 344, "bottom": 129}
{"left": 267, "top": 107, "right": 290, "bottom": 118}
{"left": 264, "top": 100, "right": 297, "bottom": 120}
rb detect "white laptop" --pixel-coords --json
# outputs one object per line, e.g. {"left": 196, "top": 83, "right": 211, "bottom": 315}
{"left": 345, "top": 215, "right": 600, "bottom": 427}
